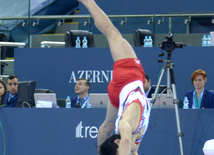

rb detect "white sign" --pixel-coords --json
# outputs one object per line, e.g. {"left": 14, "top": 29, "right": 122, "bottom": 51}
{"left": 76, "top": 121, "right": 99, "bottom": 139}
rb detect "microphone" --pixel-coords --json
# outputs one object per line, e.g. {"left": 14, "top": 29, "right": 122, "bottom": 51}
{"left": 76, "top": 103, "right": 81, "bottom": 108}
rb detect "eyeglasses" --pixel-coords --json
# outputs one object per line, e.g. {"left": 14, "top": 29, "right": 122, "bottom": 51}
{"left": 8, "top": 83, "right": 18, "bottom": 86}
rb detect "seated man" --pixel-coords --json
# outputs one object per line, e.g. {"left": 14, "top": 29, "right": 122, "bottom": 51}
{"left": 71, "top": 78, "right": 91, "bottom": 108}
{"left": 3, "top": 75, "right": 19, "bottom": 107}
{"left": 144, "top": 73, "right": 155, "bottom": 98}
{"left": 78, "top": 0, "right": 151, "bottom": 154}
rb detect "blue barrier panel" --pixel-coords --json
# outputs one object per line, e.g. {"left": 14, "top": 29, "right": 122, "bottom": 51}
{"left": 0, "top": 109, "right": 214, "bottom": 155}
{"left": 0, "top": 108, "right": 105, "bottom": 155}
{"left": 14, "top": 47, "right": 214, "bottom": 101}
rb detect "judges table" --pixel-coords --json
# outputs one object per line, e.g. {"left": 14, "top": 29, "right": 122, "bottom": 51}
{"left": 0, "top": 108, "right": 213, "bottom": 155}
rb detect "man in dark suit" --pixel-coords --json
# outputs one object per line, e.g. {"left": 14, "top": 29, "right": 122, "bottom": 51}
{"left": 144, "top": 73, "right": 155, "bottom": 98}
{"left": 3, "top": 75, "right": 19, "bottom": 107}
{"left": 70, "top": 78, "right": 91, "bottom": 108}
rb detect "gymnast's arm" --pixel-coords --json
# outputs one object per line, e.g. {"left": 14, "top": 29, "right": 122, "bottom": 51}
{"left": 118, "top": 119, "right": 133, "bottom": 155}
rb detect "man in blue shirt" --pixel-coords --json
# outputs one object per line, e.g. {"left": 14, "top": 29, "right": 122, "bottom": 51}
{"left": 3, "top": 75, "right": 19, "bottom": 107}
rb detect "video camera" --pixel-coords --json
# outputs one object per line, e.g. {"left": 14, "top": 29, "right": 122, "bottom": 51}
{"left": 159, "top": 32, "right": 183, "bottom": 60}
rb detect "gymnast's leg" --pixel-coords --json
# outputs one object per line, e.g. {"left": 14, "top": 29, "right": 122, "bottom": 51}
{"left": 78, "top": 0, "right": 137, "bottom": 62}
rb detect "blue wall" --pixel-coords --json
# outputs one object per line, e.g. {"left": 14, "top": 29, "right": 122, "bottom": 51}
{"left": 14, "top": 47, "right": 214, "bottom": 101}
{"left": 78, "top": 0, "right": 214, "bottom": 34}
{"left": 79, "top": 0, "right": 214, "bottom": 15}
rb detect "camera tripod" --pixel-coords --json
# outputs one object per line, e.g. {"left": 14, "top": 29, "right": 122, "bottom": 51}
{"left": 149, "top": 59, "right": 184, "bottom": 155}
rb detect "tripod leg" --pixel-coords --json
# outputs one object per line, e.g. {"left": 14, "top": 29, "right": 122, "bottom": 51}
{"left": 167, "top": 68, "right": 171, "bottom": 97}
{"left": 150, "top": 66, "right": 166, "bottom": 112}
{"left": 170, "top": 67, "right": 184, "bottom": 155}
